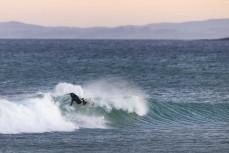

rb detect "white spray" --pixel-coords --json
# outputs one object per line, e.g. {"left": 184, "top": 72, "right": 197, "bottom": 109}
{"left": 0, "top": 94, "right": 76, "bottom": 134}
{"left": 0, "top": 79, "right": 148, "bottom": 134}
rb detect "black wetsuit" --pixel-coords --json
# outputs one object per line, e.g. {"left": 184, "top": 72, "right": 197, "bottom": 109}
{"left": 69, "top": 93, "right": 87, "bottom": 106}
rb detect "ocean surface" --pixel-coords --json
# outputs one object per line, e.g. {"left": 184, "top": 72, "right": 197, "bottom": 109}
{"left": 0, "top": 40, "right": 229, "bottom": 153}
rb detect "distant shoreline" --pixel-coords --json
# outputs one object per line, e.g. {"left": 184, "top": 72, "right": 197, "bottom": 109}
{"left": 215, "top": 37, "right": 229, "bottom": 41}
{"left": 202, "top": 37, "right": 229, "bottom": 41}
{"left": 1, "top": 18, "right": 229, "bottom": 40}
{"left": 0, "top": 38, "right": 228, "bottom": 41}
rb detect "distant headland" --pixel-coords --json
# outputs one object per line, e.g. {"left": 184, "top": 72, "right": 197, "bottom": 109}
{"left": 0, "top": 18, "right": 229, "bottom": 40}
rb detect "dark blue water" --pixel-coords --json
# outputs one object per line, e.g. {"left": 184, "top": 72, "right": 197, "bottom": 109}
{"left": 0, "top": 40, "right": 229, "bottom": 152}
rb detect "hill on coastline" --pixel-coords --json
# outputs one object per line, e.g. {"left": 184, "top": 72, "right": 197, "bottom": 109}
{"left": 0, "top": 19, "right": 229, "bottom": 39}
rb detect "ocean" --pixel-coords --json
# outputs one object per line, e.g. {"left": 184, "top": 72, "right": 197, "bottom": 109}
{"left": 0, "top": 40, "right": 229, "bottom": 153}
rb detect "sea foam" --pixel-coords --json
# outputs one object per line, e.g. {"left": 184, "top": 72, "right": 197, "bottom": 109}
{"left": 0, "top": 79, "right": 148, "bottom": 134}
{"left": 0, "top": 94, "right": 76, "bottom": 134}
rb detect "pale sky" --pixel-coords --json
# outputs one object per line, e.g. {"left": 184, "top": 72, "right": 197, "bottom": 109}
{"left": 0, "top": 0, "right": 229, "bottom": 27}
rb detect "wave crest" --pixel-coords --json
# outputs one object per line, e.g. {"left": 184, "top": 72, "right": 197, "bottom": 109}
{"left": 0, "top": 79, "right": 148, "bottom": 134}
{"left": 0, "top": 95, "right": 76, "bottom": 134}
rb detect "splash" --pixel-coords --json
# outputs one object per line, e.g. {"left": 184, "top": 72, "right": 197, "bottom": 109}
{"left": 0, "top": 94, "right": 76, "bottom": 134}
{"left": 82, "top": 78, "right": 149, "bottom": 116}
{"left": 53, "top": 79, "right": 149, "bottom": 116}
{"left": 0, "top": 79, "right": 148, "bottom": 134}
{"left": 53, "top": 82, "right": 84, "bottom": 97}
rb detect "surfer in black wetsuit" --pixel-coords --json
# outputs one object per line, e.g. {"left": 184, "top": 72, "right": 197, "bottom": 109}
{"left": 69, "top": 93, "right": 87, "bottom": 106}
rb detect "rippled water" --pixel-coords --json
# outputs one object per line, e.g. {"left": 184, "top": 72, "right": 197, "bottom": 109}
{"left": 0, "top": 40, "right": 229, "bottom": 152}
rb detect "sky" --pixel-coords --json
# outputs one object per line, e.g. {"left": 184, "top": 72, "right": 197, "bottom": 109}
{"left": 0, "top": 0, "right": 229, "bottom": 27}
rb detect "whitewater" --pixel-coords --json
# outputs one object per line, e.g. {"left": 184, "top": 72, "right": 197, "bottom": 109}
{"left": 0, "top": 80, "right": 148, "bottom": 134}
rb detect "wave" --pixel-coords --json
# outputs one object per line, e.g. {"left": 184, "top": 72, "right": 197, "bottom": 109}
{"left": 0, "top": 79, "right": 149, "bottom": 134}
{"left": 1, "top": 79, "right": 227, "bottom": 134}
{"left": 145, "top": 100, "right": 229, "bottom": 125}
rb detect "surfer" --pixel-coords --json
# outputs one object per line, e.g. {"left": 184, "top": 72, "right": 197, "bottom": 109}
{"left": 69, "top": 93, "right": 87, "bottom": 106}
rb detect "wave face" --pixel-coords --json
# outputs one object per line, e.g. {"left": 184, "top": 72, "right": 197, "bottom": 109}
{"left": 0, "top": 79, "right": 149, "bottom": 134}
{"left": 146, "top": 100, "right": 229, "bottom": 125}
{"left": 1, "top": 80, "right": 229, "bottom": 135}
{"left": 1, "top": 80, "right": 229, "bottom": 134}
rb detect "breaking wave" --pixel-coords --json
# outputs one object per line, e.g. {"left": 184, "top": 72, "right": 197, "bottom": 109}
{"left": 0, "top": 79, "right": 149, "bottom": 134}
{"left": 1, "top": 79, "right": 227, "bottom": 135}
